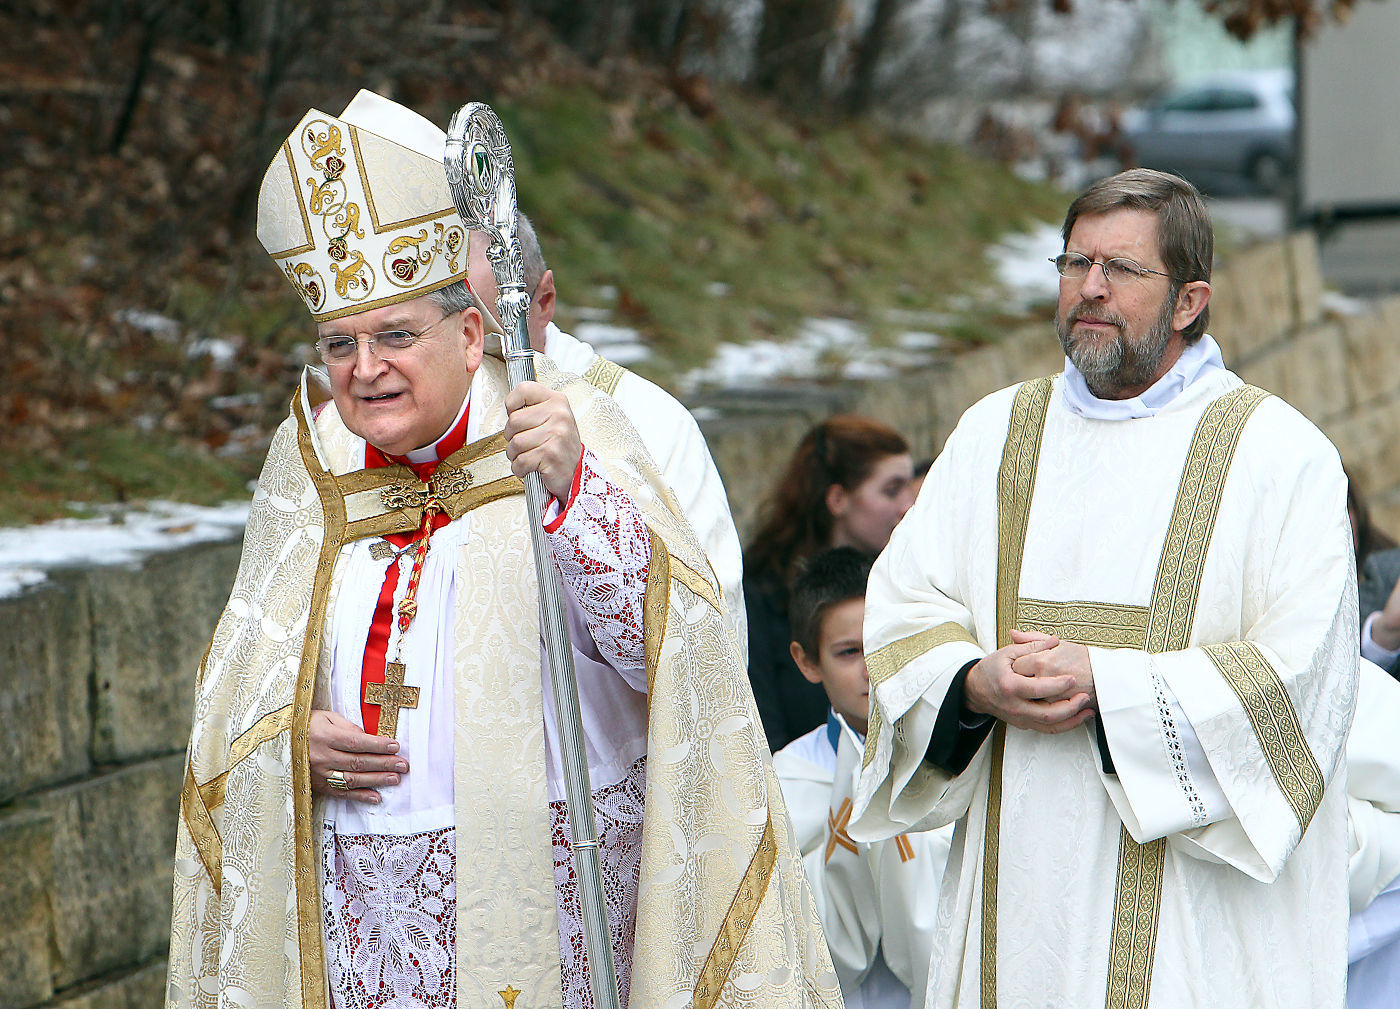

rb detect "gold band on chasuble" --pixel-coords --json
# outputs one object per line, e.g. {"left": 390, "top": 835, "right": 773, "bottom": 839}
{"left": 1100, "top": 384, "right": 1268, "bottom": 1009}
{"left": 582, "top": 356, "right": 626, "bottom": 398}
{"left": 1203, "top": 641, "right": 1324, "bottom": 833}
{"left": 980, "top": 376, "right": 1054, "bottom": 1008}
{"left": 693, "top": 817, "right": 778, "bottom": 1009}
{"left": 862, "top": 622, "right": 978, "bottom": 770}
{"left": 1016, "top": 599, "right": 1149, "bottom": 648}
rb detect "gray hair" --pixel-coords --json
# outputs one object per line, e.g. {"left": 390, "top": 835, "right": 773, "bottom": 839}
{"left": 1061, "top": 169, "right": 1213, "bottom": 342}
{"left": 426, "top": 279, "right": 479, "bottom": 316}
{"left": 517, "top": 212, "right": 549, "bottom": 294}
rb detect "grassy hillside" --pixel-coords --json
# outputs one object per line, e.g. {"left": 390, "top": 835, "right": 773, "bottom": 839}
{"left": 0, "top": 10, "right": 1065, "bottom": 526}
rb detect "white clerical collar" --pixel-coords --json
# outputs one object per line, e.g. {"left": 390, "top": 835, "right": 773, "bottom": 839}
{"left": 404, "top": 392, "right": 471, "bottom": 464}
{"left": 1062, "top": 333, "right": 1225, "bottom": 421}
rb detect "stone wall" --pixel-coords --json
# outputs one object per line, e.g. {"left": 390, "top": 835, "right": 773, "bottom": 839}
{"left": 5, "top": 229, "right": 1398, "bottom": 1009}
{"left": 0, "top": 543, "right": 243, "bottom": 1009}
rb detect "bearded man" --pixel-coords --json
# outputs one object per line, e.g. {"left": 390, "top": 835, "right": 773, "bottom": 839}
{"left": 166, "top": 91, "right": 838, "bottom": 1009}
{"left": 850, "top": 169, "right": 1357, "bottom": 1007}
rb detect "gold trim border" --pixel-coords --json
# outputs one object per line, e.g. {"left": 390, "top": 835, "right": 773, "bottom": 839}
{"left": 693, "top": 817, "right": 778, "bottom": 1009}
{"left": 292, "top": 391, "right": 348, "bottom": 1009}
{"left": 1103, "top": 831, "right": 1167, "bottom": 1009}
{"left": 1016, "top": 598, "right": 1149, "bottom": 649}
{"left": 982, "top": 375, "right": 1053, "bottom": 1005}
{"left": 1203, "top": 640, "right": 1324, "bottom": 833}
{"left": 582, "top": 356, "right": 626, "bottom": 398}
{"left": 862, "top": 621, "right": 978, "bottom": 769}
{"left": 1146, "top": 386, "right": 1268, "bottom": 653}
{"left": 181, "top": 763, "right": 223, "bottom": 897}
{"left": 197, "top": 704, "right": 296, "bottom": 814}
{"left": 644, "top": 529, "right": 671, "bottom": 699}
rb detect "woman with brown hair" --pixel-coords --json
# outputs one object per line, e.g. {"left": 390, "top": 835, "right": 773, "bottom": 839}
{"left": 744, "top": 415, "right": 916, "bottom": 750}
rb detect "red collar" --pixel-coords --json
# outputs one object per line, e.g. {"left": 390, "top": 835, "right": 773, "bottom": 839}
{"left": 364, "top": 402, "right": 470, "bottom": 480}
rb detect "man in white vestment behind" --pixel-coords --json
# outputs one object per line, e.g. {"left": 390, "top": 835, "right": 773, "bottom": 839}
{"left": 850, "top": 168, "right": 1357, "bottom": 1008}
{"left": 465, "top": 214, "right": 747, "bottom": 650}
{"left": 166, "top": 91, "right": 839, "bottom": 1009}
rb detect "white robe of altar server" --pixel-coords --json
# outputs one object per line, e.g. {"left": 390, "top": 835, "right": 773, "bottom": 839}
{"left": 542, "top": 322, "right": 747, "bottom": 649}
{"left": 852, "top": 350, "right": 1357, "bottom": 1008}
{"left": 1346, "top": 659, "right": 1400, "bottom": 1007}
{"left": 775, "top": 714, "right": 950, "bottom": 1009}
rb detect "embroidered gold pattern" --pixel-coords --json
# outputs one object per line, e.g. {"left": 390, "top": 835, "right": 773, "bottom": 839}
{"left": 671, "top": 555, "right": 722, "bottom": 614}
{"left": 1016, "top": 598, "right": 1149, "bottom": 648}
{"left": 582, "top": 356, "right": 626, "bottom": 398}
{"left": 1146, "top": 386, "right": 1268, "bottom": 654}
{"left": 198, "top": 704, "right": 295, "bottom": 814}
{"left": 693, "top": 817, "right": 778, "bottom": 1009}
{"left": 863, "top": 621, "right": 978, "bottom": 769}
{"left": 1203, "top": 640, "right": 1324, "bottom": 832}
{"left": 1104, "top": 830, "right": 1167, "bottom": 1009}
{"left": 498, "top": 985, "right": 522, "bottom": 1009}
{"left": 981, "top": 376, "right": 1053, "bottom": 1005}
{"left": 644, "top": 528, "right": 671, "bottom": 698}
{"left": 981, "top": 724, "right": 1007, "bottom": 1009}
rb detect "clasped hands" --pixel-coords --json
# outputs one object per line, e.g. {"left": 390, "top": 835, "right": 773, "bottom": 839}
{"left": 963, "top": 629, "right": 1097, "bottom": 733}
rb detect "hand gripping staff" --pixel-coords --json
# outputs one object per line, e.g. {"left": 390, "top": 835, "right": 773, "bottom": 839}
{"left": 444, "top": 103, "right": 623, "bottom": 1009}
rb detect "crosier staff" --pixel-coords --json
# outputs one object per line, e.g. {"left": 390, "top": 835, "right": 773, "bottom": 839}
{"left": 443, "top": 103, "right": 623, "bottom": 1009}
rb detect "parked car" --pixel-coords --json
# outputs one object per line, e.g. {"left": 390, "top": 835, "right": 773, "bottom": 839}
{"left": 1121, "top": 68, "right": 1295, "bottom": 195}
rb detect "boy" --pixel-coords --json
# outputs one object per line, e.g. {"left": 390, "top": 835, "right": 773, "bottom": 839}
{"left": 773, "top": 547, "right": 951, "bottom": 1009}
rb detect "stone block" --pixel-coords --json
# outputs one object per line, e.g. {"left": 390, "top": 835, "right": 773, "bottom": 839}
{"left": 1212, "top": 241, "right": 1293, "bottom": 364}
{"left": 1326, "top": 397, "right": 1400, "bottom": 498}
{"left": 48, "top": 960, "right": 166, "bottom": 1009}
{"left": 1239, "top": 323, "right": 1350, "bottom": 424}
{"left": 37, "top": 756, "right": 184, "bottom": 991}
{"left": 1287, "top": 230, "right": 1324, "bottom": 328}
{"left": 0, "top": 577, "right": 92, "bottom": 804}
{"left": 1340, "top": 298, "right": 1400, "bottom": 408}
{"left": 87, "top": 540, "right": 241, "bottom": 764}
{"left": 0, "top": 806, "right": 57, "bottom": 1008}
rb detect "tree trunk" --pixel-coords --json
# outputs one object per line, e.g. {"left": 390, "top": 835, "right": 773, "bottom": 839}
{"left": 753, "top": 0, "right": 843, "bottom": 104}
{"left": 846, "top": 0, "right": 903, "bottom": 114}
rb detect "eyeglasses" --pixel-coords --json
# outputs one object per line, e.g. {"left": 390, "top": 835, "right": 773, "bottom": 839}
{"left": 1050, "top": 253, "right": 1178, "bottom": 285}
{"left": 314, "top": 312, "right": 458, "bottom": 366}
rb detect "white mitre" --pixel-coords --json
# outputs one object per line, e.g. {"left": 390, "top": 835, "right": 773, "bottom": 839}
{"left": 255, "top": 90, "right": 470, "bottom": 322}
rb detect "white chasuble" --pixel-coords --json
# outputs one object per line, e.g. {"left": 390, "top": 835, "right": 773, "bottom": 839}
{"left": 169, "top": 356, "right": 841, "bottom": 1009}
{"left": 852, "top": 369, "right": 1357, "bottom": 1008}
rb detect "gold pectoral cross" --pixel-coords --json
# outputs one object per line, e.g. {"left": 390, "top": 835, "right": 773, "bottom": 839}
{"left": 364, "top": 661, "right": 419, "bottom": 737}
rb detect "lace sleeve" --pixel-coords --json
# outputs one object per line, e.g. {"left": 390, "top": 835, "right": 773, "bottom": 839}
{"left": 545, "top": 448, "right": 651, "bottom": 670}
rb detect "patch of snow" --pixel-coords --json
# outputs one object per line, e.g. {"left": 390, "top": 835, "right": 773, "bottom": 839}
{"left": 987, "top": 222, "right": 1063, "bottom": 310}
{"left": 114, "top": 309, "right": 181, "bottom": 338}
{"left": 0, "top": 501, "right": 249, "bottom": 600}
{"left": 188, "top": 337, "right": 239, "bottom": 367}
{"left": 896, "top": 331, "right": 943, "bottom": 351}
{"left": 573, "top": 322, "right": 651, "bottom": 367}
{"left": 1321, "top": 290, "right": 1372, "bottom": 317}
{"left": 707, "top": 282, "right": 731, "bottom": 298}
{"left": 572, "top": 306, "right": 615, "bottom": 323}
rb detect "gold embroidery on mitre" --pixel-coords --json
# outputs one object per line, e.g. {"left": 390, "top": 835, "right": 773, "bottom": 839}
{"left": 256, "top": 99, "right": 470, "bottom": 323}
{"left": 498, "top": 985, "right": 522, "bottom": 1009}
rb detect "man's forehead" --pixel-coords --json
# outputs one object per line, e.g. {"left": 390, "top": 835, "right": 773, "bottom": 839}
{"left": 315, "top": 300, "right": 430, "bottom": 334}
{"left": 1066, "top": 207, "right": 1160, "bottom": 253}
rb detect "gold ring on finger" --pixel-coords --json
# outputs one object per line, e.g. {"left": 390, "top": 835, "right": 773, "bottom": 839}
{"left": 326, "top": 769, "right": 350, "bottom": 791}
